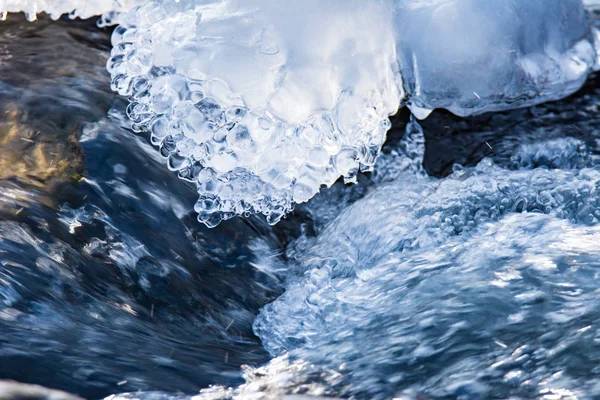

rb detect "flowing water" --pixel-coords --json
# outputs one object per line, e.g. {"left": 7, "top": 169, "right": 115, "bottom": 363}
{"left": 0, "top": 15, "right": 282, "bottom": 399}
{"left": 2, "top": 11, "right": 600, "bottom": 400}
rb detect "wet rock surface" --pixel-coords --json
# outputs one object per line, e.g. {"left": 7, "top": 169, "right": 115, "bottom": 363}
{"left": 0, "top": 15, "right": 113, "bottom": 192}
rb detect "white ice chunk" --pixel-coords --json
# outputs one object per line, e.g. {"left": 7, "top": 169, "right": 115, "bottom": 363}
{"left": 585, "top": 0, "right": 600, "bottom": 9}
{"left": 0, "top": 0, "right": 143, "bottom": 24}
{"left": 400, "top": 0, "right": 595, "bottom": 116}
{"left": 109, "top": 0, "right": 402, "bottom": 226}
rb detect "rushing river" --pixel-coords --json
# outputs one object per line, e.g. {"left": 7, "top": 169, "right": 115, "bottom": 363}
{"left": 3, "top": 10, "right": 600, "bottom": 400}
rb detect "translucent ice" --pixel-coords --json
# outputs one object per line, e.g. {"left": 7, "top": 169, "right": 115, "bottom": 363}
{"left": 108, "top": 0, "right": 597, "bottom": 226}
{"left": 585, "top": 0, "right": 600, "bottom": 9}
{"left": 109, "top": 0, "right": 401, "bottom": 226}
{"left": 0, "top": 0, "right": 143, "bottom": 24}
{"left": 399, "top": 0, "right": 595, "bottom": 117}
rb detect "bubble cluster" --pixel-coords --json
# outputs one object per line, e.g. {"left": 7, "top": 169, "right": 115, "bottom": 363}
{"left": 108, "top": 0, "right": 402, "bottom": 226}
{"left": 0, "top": 0, "right": 143, "bottom": 24}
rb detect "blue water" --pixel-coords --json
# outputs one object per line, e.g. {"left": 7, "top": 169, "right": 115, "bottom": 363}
{"left": 2, "top": 12, "right": 600, "bottom": 400}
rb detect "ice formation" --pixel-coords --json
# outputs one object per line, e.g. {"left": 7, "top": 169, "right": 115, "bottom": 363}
{"left": 107, "top": 0, "right": 599, "bottom": 226}
{"left": 0, "top": 0, "right": 143, "bottom": 24}
{"left": 398, "top": 0, "right": 595, "bottom": 117}
{"left": 585, "top": 0, "right": 600, "bottom": 9}
{"left": 109, "top": 0, "right": 401, "bottom": 226}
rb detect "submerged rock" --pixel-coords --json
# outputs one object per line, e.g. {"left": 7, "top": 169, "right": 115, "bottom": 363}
{"left": 0, "top": 15, "right": 113, "bottom": 194}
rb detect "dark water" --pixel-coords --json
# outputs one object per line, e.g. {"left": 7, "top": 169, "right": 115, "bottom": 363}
{"left": 0, "top": 15, "right": 284, "bottom": 399}
{"left": 3, "top": 12, "right": 600, "bottom": 400}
